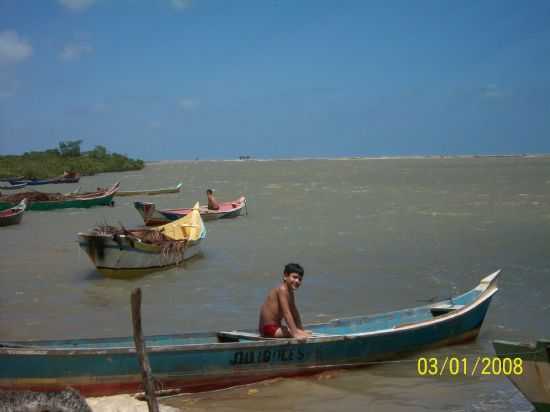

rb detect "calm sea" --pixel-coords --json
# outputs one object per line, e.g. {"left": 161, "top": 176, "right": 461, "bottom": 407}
{"left": 1, "top": 157, "right": 549, "bottom": 411}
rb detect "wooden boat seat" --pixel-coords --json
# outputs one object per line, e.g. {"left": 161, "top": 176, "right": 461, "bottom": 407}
{"left": 217, "top": 330, "right": 329, "bottom": 342}
{"left": 217, "top": 331, "right": 270, "bottom": 342}
{"left": 430, "top": 303, "right": 465, "bottom": 316}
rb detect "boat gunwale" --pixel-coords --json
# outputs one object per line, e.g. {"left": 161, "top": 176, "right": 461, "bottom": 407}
{"left": 160, "top": 197, "right": 246, "bottom": 215}
{"left": 0, "top": 270, "right": 500, "bottom": 356}
{"left": 116, "top": 182, "right": 183, "bottom": 196}
{"left": 0, "top": 198, "right": 27, "bottom": 216}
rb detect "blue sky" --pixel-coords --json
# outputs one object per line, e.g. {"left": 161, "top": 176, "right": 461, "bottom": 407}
{"left": 0, "top": 0, "right": 549, "bottom": 160}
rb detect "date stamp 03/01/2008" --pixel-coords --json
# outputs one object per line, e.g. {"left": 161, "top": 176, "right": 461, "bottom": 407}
{"left": 416, "top": 356, "right": 523, "bottom": 377}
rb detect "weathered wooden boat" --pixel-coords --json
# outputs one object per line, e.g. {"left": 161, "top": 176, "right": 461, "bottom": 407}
{"left": 0, "top": 270, "right": 499, "bottom": 396}
{"left": 134, "top": 196, "right": 247, "bottom": 226}
{"left": 77, "top": 203, "right": 206, "bottom": 278}
{"left": 9, "top": 172, "right": 80, "bottom": 185}
{"left": 0, "top": 199, "right": 26, "bottom": 226}
{"left": 116, "top": 182, "right": 183, "bottom": 197}
{"left": 0, "top": 182, "right": 27, "bottom": 190}
{"left": 493, "top": 339, "right": 550, "bottom": 412}
{"left": 0, "top": 182, "right": 119, "bottom": 211}
{"left": 9, "top": 178, "right": 52, "bottom": 186}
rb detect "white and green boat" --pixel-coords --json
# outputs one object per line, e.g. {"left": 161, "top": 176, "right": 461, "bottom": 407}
{"left": 493, "top": 339, "right": 550, "bottom": 412}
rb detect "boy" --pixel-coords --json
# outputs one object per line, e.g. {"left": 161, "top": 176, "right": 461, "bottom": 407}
{"left": 206, "top": 189, "right": 220, "bottom": 210}
{"left": 259, "top": 263, "right": 311, "bottom": 340}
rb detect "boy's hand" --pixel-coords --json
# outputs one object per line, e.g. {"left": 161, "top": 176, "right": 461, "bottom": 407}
{"left": 294, "top": 330, "right": 311, "bottom": 341}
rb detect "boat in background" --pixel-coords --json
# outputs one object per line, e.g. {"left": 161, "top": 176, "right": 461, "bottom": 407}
{"left": 493, "top": 339, "right": 550, "bottom": 412}
{"left": 78, "top": 202, "right": 206, "bottom": 277}
{"left": 0, "top": 270, "right": 499, "bottom": 397}
{"left": 0, "top": 199, "right": 27, "bottom": 226}
{"left": 0, "top": 182, "right": 119, "bottom": 211}
{"left": 116, "top": 182, "right": 182, "bottom": 197}
{"left": 0, "top": 182, "right": 27, "bottom": 190}
{"left": 135, "top": 196, "right": 246, "bottom": 225}
{"left": 9, "top": 178, "right": 52, "bottom": 186}
{"left": 9, "top": 171, "right": 80, "bottom": 186}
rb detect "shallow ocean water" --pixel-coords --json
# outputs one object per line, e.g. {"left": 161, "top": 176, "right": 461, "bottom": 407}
{"left": 2, "top": 156, "right": 549, "bottom": 411}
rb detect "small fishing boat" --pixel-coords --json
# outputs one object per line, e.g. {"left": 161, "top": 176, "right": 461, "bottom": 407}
{"left": 116, "top": 182, "right": 183, "bottom": 197}
{"left": 9, "top": 178, "right": 53, "bottom": 186}
{"left": 9, "top": 172, "right": 80, "bottom": 185}
{"left": 134, "top": 196, "right": 247, "bottom": 226}
{"left": 493, "top": 339, "right": 550, "bottom": 412}
{"left": 0, "top": 182, "right": 119, "bottom": 211}
{"left": 0, "top": 199, "right": 27, "bottom": 226}
{"left": 0, "top": 182, "right": 27, "bottom": 190}
{"left": 0, "top": 270, "right": 499, "bottom": 396}
{"left": 78, "top": 203, "right": 206, "bottom": 277}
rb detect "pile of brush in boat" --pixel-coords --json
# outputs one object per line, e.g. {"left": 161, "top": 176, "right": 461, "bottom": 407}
{"left": 87, "top": 224, "right": 188, "bottom": 262}
{"left": 0, "top": 191, "right": 66, "bottom": 203}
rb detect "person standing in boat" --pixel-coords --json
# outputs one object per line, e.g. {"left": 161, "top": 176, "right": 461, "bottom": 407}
{"left": 259, "top": 263, "right": 311, "bottom": 341}
{"left": 206, "top": 189, "right": 220, "bottom": 210}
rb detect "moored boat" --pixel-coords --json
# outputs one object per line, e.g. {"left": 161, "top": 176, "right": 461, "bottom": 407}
{"left": 9, "top": 178, "right": 53, "bottom": 186}
{"left": 0, "top": 182, "right": 27, "bottom": 190}
{"left": 493, "top": 339, "right": 550, "bottom": 412}
{"left": 78, "top": 202, "right": 206, "bottom": 277}
{"left": 116, "top": 182, "right": 183, "bottom": 197}
{"left": 9, "top": 171, "right": 81, "bottom": 185}
{"left": 0, "top": 199, "right": 27, "bottom": 226}
{"left": 134, "top": 196, "right": 246, "bottom": 226}
{"left": 0, "top": 182, "right": 119, "bottom": 211}
{"left": 0, "top": 270, "right": 499, "bottom": 396}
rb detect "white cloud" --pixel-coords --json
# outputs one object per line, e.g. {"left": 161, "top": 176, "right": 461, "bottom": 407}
{"left": 60, "top": 43, "right": 93, "bottom": 61}
{"left": 170, "top": 0, "right": 193, "bottom": 11}
{"left": 178, "top": 98, "right": 199, "bottom": 111}
{"left": 0, "top": 31, "right": 32, "bottom": 65}
{"left": 58, "top": 0, "right": 95, "bottom": 11}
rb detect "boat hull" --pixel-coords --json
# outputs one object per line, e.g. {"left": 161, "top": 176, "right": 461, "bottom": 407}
{"left": 0, "top": 211, "right": 24, "bottom": 226}
{"left": 0, "top": 199, "right": 26, "bottom": 226}
{"left": 0, "top": 183, "right": 119, "bottom": 211}
{"left": 78, "top": 234, "right": 202, "bottom": 278}
{"left": 134, "top": 197, "right": 246, "bottom": 226}
{"left": 0, "top": 272, "right": 499, "bottom": 396}
{"left": 493, "top": 340, "right": 550, "bottom": 412}
{"left": 116, "top": 182, "right": 183, "bottom": 197}
{"left": 0, "top": 183, "right": 27, "bottom": 190}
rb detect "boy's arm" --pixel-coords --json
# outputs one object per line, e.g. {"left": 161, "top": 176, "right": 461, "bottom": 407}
{"left": 291, "top": 304, "right": 304, "bottom": 330}
{"left": 276, "top": 289, "right": 300, "bottom": 336}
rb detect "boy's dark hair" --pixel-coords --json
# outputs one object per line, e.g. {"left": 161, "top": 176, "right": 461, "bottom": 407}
{"left": 206, "top": 189, "right": 213, "bottom": 195}
{"left": 284, "top": 263, "right": 304, "bottom": 277}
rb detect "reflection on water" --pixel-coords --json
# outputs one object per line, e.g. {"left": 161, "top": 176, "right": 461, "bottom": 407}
{"left": 1, "top": 157, "right": 549, "bottom": 410}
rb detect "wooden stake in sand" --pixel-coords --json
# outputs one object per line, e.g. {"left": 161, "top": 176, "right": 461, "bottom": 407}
{"left": 131, "top": 288, "right": 160, "bottom": 412}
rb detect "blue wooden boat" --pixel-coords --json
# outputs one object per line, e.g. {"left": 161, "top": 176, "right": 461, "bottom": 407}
{"left": 493, "top": 339, "right": 550, "bottom": 412}
{"left": 9, "top": 178, "right": 53, "bottom": 186}
{"left": 0, "top": 270, "right": 500, "bottom": 397}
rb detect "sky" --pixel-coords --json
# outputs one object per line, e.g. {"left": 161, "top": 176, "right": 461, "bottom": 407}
{"left": 0, "top": 0, "right": 549, "bottom": 160}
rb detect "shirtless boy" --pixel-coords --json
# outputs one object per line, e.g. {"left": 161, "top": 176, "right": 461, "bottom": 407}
{"left": 206, "top": 189, "right": 220, "bottom": 210}
{"left": 259, "top": 263, "right": 311, "bottom": 340}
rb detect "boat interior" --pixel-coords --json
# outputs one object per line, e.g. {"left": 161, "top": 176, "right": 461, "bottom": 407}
{"left": 0, "top": 286, "right": 484, "bottom": 350}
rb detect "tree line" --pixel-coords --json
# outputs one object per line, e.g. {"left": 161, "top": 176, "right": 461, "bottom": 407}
{"left": 0, "top": 140, "right": 145, "bottom": 179}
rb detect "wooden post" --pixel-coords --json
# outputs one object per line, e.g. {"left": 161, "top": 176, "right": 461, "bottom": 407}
{"left": 131, "top": 288, "right": 160, "bottom": 412}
